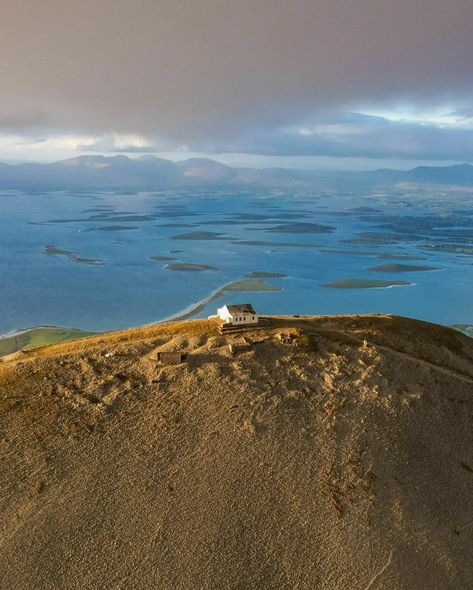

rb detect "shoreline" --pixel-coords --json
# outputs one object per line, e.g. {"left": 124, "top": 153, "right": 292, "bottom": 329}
{"left": 156, "top": 283, "right": 231, "bottom": 323}
{"left": 0, "top": 276, "right": 281, "bottom": 340}
{"left": 146, "top": 276, "right": 280, "bottom": 324}
{"left": 1, "top": 280, "right": 471, "bottom": 343}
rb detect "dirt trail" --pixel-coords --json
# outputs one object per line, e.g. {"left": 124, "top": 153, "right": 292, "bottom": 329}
{"left": 311, "top": 327, "right": 473, "bottom": 385}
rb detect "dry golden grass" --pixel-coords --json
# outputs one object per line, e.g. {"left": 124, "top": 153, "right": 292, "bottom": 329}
{"left": 27, "top": 318, "right": 219, "bottom": 359}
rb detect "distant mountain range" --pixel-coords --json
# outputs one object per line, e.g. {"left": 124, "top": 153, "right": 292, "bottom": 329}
{"left": 1, "top": 155, "right": 473, "bottom": 190}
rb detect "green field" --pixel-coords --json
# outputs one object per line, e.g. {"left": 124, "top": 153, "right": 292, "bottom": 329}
{"left": 0, "top": 327, "right": 96, "bottom": 357}
{"left": 452, "top": 324, "right": 473, "bottom": 338}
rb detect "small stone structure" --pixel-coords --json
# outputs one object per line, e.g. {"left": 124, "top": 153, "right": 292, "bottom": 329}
{"left": 151, "top": 351, "right": 188, "bottom": 365}
{"left": 228, "top": 342, "right": 252, "bottom": 355}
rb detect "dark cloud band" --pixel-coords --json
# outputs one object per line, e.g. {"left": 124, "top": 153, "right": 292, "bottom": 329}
{"left": 1, "top": 1, "right": 472, "bottom": 158}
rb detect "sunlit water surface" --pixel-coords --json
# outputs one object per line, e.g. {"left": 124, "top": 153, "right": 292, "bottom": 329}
{"left": 1, "top": 186, "right": 472, "bottom": 334}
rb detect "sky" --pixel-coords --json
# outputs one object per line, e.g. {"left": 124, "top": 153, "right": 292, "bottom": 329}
{"left": 1, "top": 0, "right": 473, "bottom": 169}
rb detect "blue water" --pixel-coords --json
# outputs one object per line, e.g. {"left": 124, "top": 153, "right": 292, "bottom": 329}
{"left": 1, "top": 187, "right": 472, "bottom": 334}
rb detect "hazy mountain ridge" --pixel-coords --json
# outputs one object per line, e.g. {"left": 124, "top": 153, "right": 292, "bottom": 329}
{"left": 1, "top": 155, "right": 473, "bottom": 190}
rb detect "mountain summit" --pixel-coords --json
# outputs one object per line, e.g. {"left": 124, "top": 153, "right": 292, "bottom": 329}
{"left": 1, "top": 314, "right": 472, "bottom": 588}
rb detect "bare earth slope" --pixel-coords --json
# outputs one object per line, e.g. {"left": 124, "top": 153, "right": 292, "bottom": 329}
{"left": 1, "top": 315, "right": 473, "bottom": 589}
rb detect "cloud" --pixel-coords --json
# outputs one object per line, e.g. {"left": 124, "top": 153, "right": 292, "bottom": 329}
{"left": 0, "top": 133, "right": 101, "bottom": 162}
{"left": 3, "top": 112, "right": 473, "bottom": 164}
{"left": 202, "top": 112, "right": 473, "bottom": 161}
{"left": 79, "top": 134, "right": 158, "bottom": 153}
{"left": 0, "top": 0, "right": 472, "bottom": 154}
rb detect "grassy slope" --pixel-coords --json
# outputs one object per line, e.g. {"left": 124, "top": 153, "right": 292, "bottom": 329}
{"left": 0, "top": 327, "right": 96, "bottom": 357}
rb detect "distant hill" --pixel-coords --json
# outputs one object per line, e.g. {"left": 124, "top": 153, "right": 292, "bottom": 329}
{"left": 0, "top": 155, "right": 473, "bottom": 190}
{"left": 405, "top": 163, "right": 473, "bottom": 184}
{"left": 1, "top": 314, "right": 473, "bottom": 588}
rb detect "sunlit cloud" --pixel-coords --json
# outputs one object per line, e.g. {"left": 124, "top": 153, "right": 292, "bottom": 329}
{"left": 2, "top": 104, "right": 473, "bottom": 169}
{"left": 81, "top": 133, "right": 157, "bottom": 153}
{"left": 295, "top": 123, "right": 365, "bottom": 138}
{"left": 0, "top": 133, "right": 100, "bottom": 161}
{"left": 0, "top": 132, "right": 163, "bottom": 161}
{"left": 356, "top": 105, "right": 473, "bottom": 129}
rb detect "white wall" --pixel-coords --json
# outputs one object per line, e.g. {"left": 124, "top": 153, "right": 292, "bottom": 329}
{"left": 218, "top": 306, "right": 258, "bottom": 325}
{"left": 217, "top": 306, "right": 233, "bottom": 323}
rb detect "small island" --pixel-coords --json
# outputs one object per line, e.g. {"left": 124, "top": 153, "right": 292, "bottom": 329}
{"left": 82, "top": 225, "right": 138, "bottom": 232}
{"left": 367, "top": 264, "right": 438, "bottom": 272}
{"left": 43, "top": 245, "right": 103, "bottom": 266}
{"left": 223, "top": 278, "right": 281, "bottom": 292}
{"left": 165, "top": 277, "right": 282, "bottom": 321}
{"left": 164, "top": 262, "right": 217, "bottom": 271}
{"left": 171, "top": 231, "right": 226, "bottom": 240}
{"left": 267, "top": 222, "right": 335, "bottom": 234}
{"left": 322, "top": 278, "right": 412, "bottom": 289}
